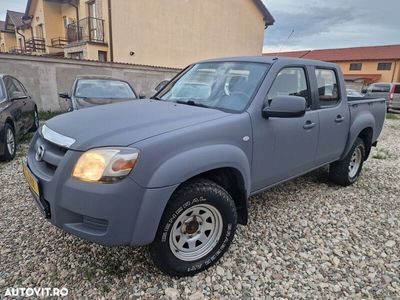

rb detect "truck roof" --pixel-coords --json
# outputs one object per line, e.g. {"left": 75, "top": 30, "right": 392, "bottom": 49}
{"left": 199, "top": 56, "right": 339, "bottom": 68}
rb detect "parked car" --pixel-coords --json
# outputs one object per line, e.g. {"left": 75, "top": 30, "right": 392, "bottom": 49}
{"left": 346, "top": 88, "right": 364, "bottom": 98}
{"left": 0, "top": 75, "right": 39, "bottom": 161}
{"left": 59, "top": 75, "right": 139, "bottom": 111}
{"left": 24, "top": 57, "right": 385, "bottom": 276}
{"left": 365, "top": 82, "right": 400, "bottom": 112}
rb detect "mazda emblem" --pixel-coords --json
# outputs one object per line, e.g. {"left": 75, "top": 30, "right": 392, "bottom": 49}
{"left": 35, "top": 145, "right": 45, "bottom": 162}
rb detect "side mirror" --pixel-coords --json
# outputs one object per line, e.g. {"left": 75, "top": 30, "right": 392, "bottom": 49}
{"left": 10, "top": 91, "right": 28, "bottom": 101}
{"left": 262, "top": 96, "right": 306, "bottom": 118}
{"left": 59, "top": 92, "right": 71, "bottom": 99}
{"left": 155, "top": 80, "right": 169, "bottom": 92}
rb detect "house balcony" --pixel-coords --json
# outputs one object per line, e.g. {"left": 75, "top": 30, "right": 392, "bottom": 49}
{"left": 67, "top": 17, "right": 106, "bottom": 45}
{"left": 51, "top": 37, "right": 69, "bottom": 48}
{"left": 25, "top": 37, "right": 46, "bottom": 53}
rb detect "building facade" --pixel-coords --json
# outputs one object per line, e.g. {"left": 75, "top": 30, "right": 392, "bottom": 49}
{"left": 264, "top": 45, "right": 400, "bottom": 90}
{"left": 1, "top": 0, "right": 274, "bottom": 68}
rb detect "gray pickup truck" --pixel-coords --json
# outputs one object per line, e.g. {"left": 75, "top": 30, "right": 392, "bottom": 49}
{"left": 24, "top": 57, "right": 385, "bottom": 276}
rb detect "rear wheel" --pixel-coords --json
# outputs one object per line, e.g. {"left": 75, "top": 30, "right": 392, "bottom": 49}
{"left": 30, "top": 108, "right": 39, "bottom": 132}
{"left": 0, "top": 124, "right": 16, "bottom": 161}
{"left": 329, "top": 137, "right": 365, "bottom": 186}
{"left": 149, "top": 179, "right": 237, "bottom": 277}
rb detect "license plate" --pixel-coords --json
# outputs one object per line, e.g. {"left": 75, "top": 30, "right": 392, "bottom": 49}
{"left": 23, "top": 164, "right": 40, "bottom": 197}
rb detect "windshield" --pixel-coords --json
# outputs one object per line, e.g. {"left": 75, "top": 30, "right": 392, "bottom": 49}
{"left": 157, "top": 62, "right": 270, "bottom": 112}
{"left": 75, "top": 79, "right": 137, "bottom": 99}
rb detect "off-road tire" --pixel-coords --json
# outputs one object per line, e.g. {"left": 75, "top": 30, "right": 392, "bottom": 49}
{"left": 149, "top": 178, "right": 237, "bottom": 277}
{"left": 329, "top": 137, "right": 365, "bottom": 186}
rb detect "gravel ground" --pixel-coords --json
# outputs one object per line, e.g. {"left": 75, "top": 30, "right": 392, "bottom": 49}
{"left": 1, "top": 117, "right": 399, "bottom": 299}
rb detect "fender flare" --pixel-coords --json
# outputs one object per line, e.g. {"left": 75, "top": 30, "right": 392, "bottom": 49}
{"left": 341, "top": 112, "right": 375, "bottom": 159}
{"left": 131, "top": 144, "right": 251, "bottom": 245}
{"left": 146, "top": 144, "right": 252, "bottom": 193}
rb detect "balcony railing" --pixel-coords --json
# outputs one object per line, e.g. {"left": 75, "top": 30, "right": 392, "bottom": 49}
{"left": 51, "top": 37, "right": 69, "bottom": 48}
{"left": 8, "top": 47, "right": 25, "bottom": 54}
{"left": 67, "top": 17, "right": 105, "bottom": 44}
{"left": 25, "top": 37, "right": 46, "bottom": 53}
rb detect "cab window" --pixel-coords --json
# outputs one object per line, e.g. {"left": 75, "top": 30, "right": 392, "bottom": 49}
{"left": 267, "top": 67, "right": 310, "bottom": 107}
{"left": 315, "top": 69, "right": 340, "bottom": 107}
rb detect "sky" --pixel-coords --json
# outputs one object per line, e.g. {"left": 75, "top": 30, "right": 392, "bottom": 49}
{"left": 1, "top": 0, "right": 399, "bottom": 52}
{"left": 262, "top": 0, "right": 400, "bottom": 52}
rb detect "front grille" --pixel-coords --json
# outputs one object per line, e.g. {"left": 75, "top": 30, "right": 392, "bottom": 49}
{"left": 32, "top": 135, "right": 68, "bottom": 178}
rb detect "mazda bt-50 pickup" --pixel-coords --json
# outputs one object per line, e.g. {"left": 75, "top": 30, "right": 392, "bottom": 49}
{"left": 24, "top": 57, "right": 386, "bottom": 276}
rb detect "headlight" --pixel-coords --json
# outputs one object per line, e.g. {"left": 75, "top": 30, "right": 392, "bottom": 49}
{"left": 72, "top": 147, "right": 139, "bottom": 183}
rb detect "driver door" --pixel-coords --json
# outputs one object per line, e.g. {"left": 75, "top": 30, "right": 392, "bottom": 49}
{"left": 251, "top": 66, "right": 319, "bottom": 191}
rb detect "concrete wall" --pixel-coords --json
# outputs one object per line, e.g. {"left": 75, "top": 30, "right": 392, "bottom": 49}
{"left": 0, "top": 53, "right": 179, "bottom": 111}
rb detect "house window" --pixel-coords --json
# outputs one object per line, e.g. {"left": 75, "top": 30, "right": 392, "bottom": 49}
{"left": 69, "top": 51, "right": 84, "bottom": 59}
{"left": 349, "top": 63, "right": 362, "bottom": 71}
{"left": 98, "top": 51, "right": 107, "bottom": 62}
{"left": 36, "top": 24, "right": 44, "bottom": 38}
{"left": 377, "top": 63, "right": 392, "bottom": 70}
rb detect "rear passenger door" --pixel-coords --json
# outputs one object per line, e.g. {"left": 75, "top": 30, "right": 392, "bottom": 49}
{"left": 313, "top": 68, "right": 350, "bottom": 164}
{"left": 3, "top": 76, "right": 25, "bottom": 135}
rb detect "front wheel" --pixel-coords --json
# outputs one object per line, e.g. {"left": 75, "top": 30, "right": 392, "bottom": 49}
{"left": 329, "top": 137, "right": 365, "bottom": 186}
{"left": 149, "top": 179, "right": 237, "bottom": 277}
{"left": 0, "top": 124, "right": 16, "bottom": 161}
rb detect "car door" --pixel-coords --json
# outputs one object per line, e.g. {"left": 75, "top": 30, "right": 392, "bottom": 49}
{"left": 312, "top": 68, "right": 350, "bottom": 164}
{"left": 3, "top": 76, "right": 25, "bottom": 136}
{"left": 251, "top": 66, "right": 319, "bottom": 191}
{"left": 12, "top": 77, "right": 34, "bottom": 131}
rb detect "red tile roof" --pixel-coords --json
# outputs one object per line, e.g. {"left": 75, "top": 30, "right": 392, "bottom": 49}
{"left": 263, "top": 45, "right": 400, "bottom": 62}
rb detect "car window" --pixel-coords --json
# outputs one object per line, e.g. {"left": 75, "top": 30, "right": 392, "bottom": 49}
{"left": 12, "top": 78, "right": 27, "bottom": 95}
{"left": 75, "top": 79, "right": 137, "bottom": 99}
{"left": 315, "top": 69, "right": 340, "bottom": 107}
{"left": 367, "top": 84, "right": 390, "bottom": 93}
{"left": 158, "top": 62, "right": 270, "bottom": 112}
{"left": 394, "top": 85, "right": 400, "bottom": 94}
{"left": 267, "top": 67, "right": 310, "bottom": 106}
{"left": 4, "top": 78, "right": 17, "bottom": 96}
{"left": 0, "top": 82, "right": 4, "bottom": 100}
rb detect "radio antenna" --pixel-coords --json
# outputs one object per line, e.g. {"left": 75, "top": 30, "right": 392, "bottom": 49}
{"left": 275, "top": 29, "right": 295, "bottom": 58}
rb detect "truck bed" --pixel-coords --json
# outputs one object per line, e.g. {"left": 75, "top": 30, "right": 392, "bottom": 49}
{"left": 348, "top": 97, "right": 386, "bottom": 144}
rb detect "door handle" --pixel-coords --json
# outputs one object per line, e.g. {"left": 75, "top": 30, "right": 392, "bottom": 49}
{"left": 335, "top": 115, "right": 345, "bottom": 123}
{"left": 303, "top": 120, "right": 316, "bottom": 130}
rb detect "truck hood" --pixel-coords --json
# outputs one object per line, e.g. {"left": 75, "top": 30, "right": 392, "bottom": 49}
{"left": 45, "top": 99, "right": 229, "bottom": 151}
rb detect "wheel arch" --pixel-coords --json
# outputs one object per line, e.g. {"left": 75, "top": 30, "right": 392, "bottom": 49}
{"left": 341, "top": 113, "right": 375, "bottom": 160}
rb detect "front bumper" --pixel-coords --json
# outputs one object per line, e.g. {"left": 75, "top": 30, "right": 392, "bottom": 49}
{"left": 26, "top": 133, "right": 178, "bottom": 246}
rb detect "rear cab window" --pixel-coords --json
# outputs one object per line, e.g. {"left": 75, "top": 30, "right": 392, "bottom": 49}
{"left": 315, "top": 68, "right": 340, "bottom": 107}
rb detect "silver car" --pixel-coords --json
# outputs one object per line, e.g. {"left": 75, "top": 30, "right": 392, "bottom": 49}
{"left": 365, "top": 83, "right": 400, "bottom": 112}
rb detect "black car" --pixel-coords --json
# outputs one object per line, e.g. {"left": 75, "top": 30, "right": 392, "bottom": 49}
{"left": 0, "top": 75, "right": 39, "bottom": 161}
{"left": 59, "top": 75, "right": 139, "bottom": 111}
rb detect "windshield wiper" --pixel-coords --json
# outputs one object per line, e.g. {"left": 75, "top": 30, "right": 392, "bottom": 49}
{"left": 150, "top": 96, "right": 162, "bottom": 100}
{"left": 176, "top": 99, "right": 209, "bottom": 108}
